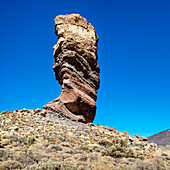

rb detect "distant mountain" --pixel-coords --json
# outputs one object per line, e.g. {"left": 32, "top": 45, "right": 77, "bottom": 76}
{"left": 148, "top": 129, "right": 170, "bottom": 147}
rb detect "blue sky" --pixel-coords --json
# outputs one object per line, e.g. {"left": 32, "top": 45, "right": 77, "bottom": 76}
{"left": 0, "top": 0, "right": 169, "bottom": 137}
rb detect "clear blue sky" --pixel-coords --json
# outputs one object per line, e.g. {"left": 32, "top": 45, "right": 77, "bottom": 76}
{"left": 0, "top": 0, "right": 169, "bottom": 137}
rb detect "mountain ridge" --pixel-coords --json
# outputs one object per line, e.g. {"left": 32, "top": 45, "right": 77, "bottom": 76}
{"left": 148, "top": 129, "right": 170, "bottom": 147}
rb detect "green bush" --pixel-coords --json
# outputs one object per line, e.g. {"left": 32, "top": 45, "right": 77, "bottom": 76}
{"left": 134, "top": 158, "right": 169, "bottom": 170}
{"left": 101, "top": 139, "right": 137, "bottom": 158}
{"left": 98, "top": 138, "right": 113, "bottom": 147}
{"left": 62, "top": 161, "right": 79, "bottom": 170}
{"left": 27, "top": 136, "right": 35, "bottom": 144}
{"left": 36, "top": 161, "right": 79, "bottom": 170}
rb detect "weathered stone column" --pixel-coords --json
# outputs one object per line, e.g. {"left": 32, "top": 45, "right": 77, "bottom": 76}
{"left": 43, "top": 14, "right": 100, "bottom": 123}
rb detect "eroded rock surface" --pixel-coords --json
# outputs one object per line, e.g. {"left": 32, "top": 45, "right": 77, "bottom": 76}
{"left": 43, "top": 14, "right": 100, "bottom": 123}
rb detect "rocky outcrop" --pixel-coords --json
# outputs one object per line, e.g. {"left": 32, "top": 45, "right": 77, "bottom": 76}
{"left": 43, "top": 14, "right": 100, "bottom": 123}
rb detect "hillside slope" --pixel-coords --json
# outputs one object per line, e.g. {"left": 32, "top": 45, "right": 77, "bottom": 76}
{"left": 148, "top": 129, "right": 170, "bottom": 147}
{"left": 0, "top": 109, "right": 169, "bottom": 169}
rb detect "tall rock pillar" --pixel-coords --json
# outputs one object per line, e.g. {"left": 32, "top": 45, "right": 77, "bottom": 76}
{"left": 43, "top": 14, "right": 100, "bottom": 123}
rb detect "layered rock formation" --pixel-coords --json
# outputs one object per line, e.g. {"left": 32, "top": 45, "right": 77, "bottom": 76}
{"left": 43, "top": 14, "right": 100, "bottom": 123}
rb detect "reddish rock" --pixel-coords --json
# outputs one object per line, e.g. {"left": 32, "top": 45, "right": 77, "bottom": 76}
{"left": 43, "top": 14, "right": 100, "bottom": 123}
{"left": 96, "top": 123, "right": 99, "bottom": 126}
{"left": 139, "top": 137, "right": 148, "bottom": 141}
{"left": 104, "top": 126, "right": 112, "bottom": 131}
{"left": 112, "top": 127, "right": 115, "bottom": 131}
{"left": 135, "top": 134, "right": 139, "bottom": 138}
{"left": 20, "top": 109, "right": 31, "bottom": 113}
{"left": 124, "top": 131, "right": 130, "bottom": 136}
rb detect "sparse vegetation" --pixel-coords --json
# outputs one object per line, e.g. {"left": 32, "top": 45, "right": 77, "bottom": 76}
{"left": 98, "top": 138, "right": 113, "bottom": 147}
{"left": 134, "top": 158, "right": 169, "bottom": 170}
{"left": 0, "top": 109, "right": 169, "bottom": 169}
{"left": 27, "top": 136, "right": 35, "bottom": 144}
{"left": 101, "top": 139, "right": 137, "bottom": 158}
{"left": 36, "top": 160, "right": 79, "bottom": 170}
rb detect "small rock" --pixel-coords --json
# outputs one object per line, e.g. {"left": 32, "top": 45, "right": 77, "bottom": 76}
{"left": 104, "top": 126, "right": 112, "bottom": 131}
{"left": 135, "top": 134, "right": 139, "bottom": 138}
{"left": 55, "top": 139, "right": 62, "bottom": 144}
{"left": 61, "top": 142, "right": 71, "bottom": 147}
{"left": 124, "top": 131, "right": 130, "bottom": 136}
{"left": 47, "top": 144, "right": 62, "bottom": 151}
{"left": 79, "top": 165, "right": 85, "bottom": 170}
{"left": 139, "top": 137, "right": 147, "bottom": 141}
{"left": 9, "top": 126, "right": 19, "bottom": 131}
